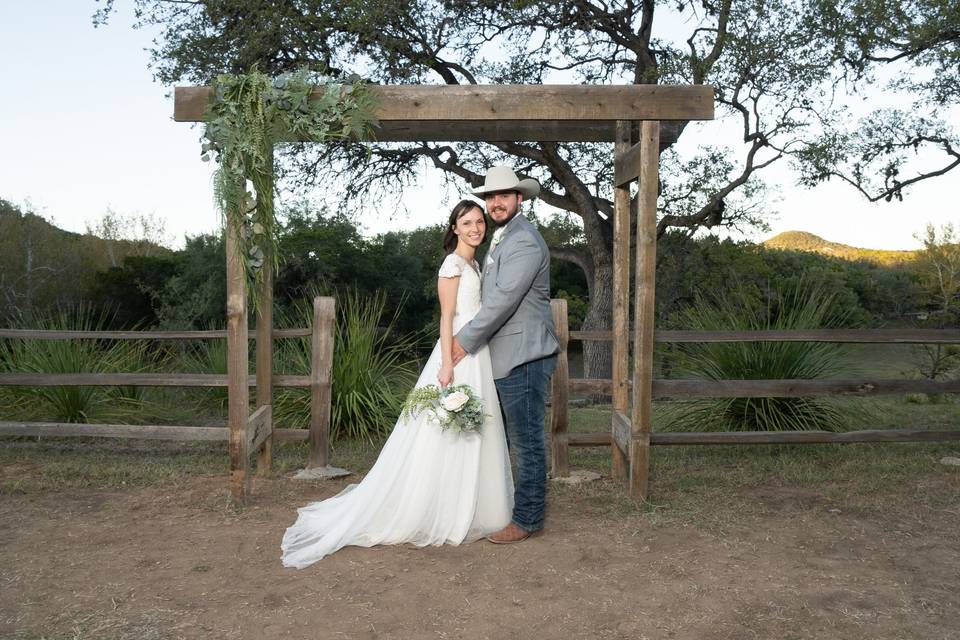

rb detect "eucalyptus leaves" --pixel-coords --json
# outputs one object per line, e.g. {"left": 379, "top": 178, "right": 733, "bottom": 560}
{"left": 202, "top": 69, "right": 378, "bottom": 304}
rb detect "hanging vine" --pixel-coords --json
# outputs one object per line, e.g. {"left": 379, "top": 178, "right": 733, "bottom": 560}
{"left": 202, "top": 69, "right": 378, "bottom": 307}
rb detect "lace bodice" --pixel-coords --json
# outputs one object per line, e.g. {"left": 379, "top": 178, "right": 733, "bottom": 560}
{"left": 438, "top": 253, "right": 482, "bottom": 332}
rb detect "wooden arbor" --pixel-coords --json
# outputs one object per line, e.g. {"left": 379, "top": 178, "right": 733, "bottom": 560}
{"left": 174, "top": 84, "right": 715, "bottom": 499}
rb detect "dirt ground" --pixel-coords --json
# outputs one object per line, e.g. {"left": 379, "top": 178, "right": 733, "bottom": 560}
{"left": 2, "top": 469, "right": 958, "bottom": 640}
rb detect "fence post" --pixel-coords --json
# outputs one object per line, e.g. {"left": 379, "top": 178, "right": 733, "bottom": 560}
{"left": 550, "top": 299, "right": 570, "bottom": 478}
{"left": 309, "top": 296, "right": 335, "bottom": 468}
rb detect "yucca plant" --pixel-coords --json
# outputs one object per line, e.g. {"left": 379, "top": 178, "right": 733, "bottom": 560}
{"left": 664, "top": 280, "right": 855, "bottom": 432}
{"left": 0, "top": 307, "right": 150, "bottom": 423}
{"left": 273, "top": 289, "right": 422, "bottom": 442}
{"left": 179, "top": 334, "right": 232, "bottom": 411}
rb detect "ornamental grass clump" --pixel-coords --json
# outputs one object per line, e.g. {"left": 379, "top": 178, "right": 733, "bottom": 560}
{"left": 0, "top": 308, "right": 151, "bottom": 423}
{"left": 179, "top": 334, "right": 231, "bottom": 412}
{"left": 665, "top": 280, "right": 854, "bottom": 432}
{"left": 273, "top": 290, "right": 421, "bottom": 442}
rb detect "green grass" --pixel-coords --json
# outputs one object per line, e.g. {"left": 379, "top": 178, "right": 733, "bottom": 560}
{"left": 556, "top": 396, "right": 960, "bottom": 531}
{"left": 0, "top": 430, "right": 402, "bottom": 495}
{"left": 3, "top": 396, "right": 957, "bottom": 532}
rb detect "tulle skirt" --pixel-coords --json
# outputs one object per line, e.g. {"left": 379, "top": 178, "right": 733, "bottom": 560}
{"left": 280, "top": 341, "right": 513, "bottom": 568}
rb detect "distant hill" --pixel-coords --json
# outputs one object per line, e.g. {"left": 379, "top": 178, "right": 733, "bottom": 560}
{"left": 1, "top": 199, "right": 171, "bottom": 319}
{"left": 763, "top": 231, "right": 917, "bottom": 266}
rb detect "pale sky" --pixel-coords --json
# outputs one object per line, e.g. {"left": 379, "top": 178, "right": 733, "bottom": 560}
{"left": 1, "top": 2, "right": 956, "bottom": 251}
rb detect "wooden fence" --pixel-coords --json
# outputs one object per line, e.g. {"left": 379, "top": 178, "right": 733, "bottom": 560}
{"left": 549, "top": 299, "right": 960, "bottom": 480}
{"left": 0, "top": 296, "right": 336, "bottom": 477}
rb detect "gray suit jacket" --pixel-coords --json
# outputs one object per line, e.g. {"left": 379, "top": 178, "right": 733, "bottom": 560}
{"left": 456, "top": 214, "right": 559, "bottom": 379}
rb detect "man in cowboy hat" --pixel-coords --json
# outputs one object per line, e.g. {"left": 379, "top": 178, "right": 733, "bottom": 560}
{"left": 453, "top": 166, "right": 560, "bottom": 544}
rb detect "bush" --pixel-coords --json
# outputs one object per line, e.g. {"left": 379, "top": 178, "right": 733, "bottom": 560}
{"left": 0, "top": 308, "right": 150, "bottom": 423}
{"left": 273, "top": 289, "right": 422, "bottom": 442}
{"left": 178, "top": 333, "right": 231, "bottom": 412}
{"left": 664, "top": 280, "right": 855, "bottom": 432}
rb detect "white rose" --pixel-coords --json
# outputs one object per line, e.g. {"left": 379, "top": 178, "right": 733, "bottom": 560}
{"left": 440, "top": 391, "right": 470, "bottom": 412}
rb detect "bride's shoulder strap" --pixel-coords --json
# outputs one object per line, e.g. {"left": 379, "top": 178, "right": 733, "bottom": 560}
{"left": 438, "top": 252, "right": 465, "bottom": 278}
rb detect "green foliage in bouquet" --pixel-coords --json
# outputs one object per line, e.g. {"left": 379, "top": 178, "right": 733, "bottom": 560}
{"left": 401, "top": 384, "right": 487, "bottom": 433}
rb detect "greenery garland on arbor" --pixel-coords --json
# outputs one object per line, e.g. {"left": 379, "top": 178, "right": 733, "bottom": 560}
{"left": 201, "top": 69, "right": 378, "bottom": 305}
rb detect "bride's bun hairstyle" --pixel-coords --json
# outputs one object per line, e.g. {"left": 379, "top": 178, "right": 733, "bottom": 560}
{"left": 443, "top": 199, "right": 486, "bottom": 253}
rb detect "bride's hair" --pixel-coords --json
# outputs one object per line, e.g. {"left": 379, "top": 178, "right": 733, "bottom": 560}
{"left": 442, "top": 199, "right": 485, "bottom": 253}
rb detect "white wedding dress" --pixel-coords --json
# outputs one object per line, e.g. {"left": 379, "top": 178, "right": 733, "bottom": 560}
{"left": 281, "top": 253, "right": 514, "bottom": 568}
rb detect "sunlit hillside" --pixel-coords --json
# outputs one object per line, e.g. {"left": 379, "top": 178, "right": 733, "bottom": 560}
{"left": 763, "top": 231, "right": 917, "bottom": 266}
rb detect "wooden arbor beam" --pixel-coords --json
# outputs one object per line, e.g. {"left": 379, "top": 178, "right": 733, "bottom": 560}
{"left": 174, "top": 85, "right": 714, "bottom": 141}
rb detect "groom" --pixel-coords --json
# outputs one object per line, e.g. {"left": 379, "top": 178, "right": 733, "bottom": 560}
{"left": 453, "top": 166, "right": 560, "bottom": 544}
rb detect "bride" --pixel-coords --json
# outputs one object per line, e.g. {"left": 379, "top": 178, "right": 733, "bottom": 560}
{"left": 281, "top": 200, "right": 514, "bottom": 568}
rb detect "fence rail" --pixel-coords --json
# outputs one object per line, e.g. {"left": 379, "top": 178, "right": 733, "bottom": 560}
{"left": 550, "top": 305, "right": 960, "bottom": 483}
{"left": 563, "top": 428, "right": 960, "bottom": 446}
{"left": 0, "top": 328, "right": 311, "bottom": 340}
{"left": 0, "top": 421, "right": 309, "bottom": 442}
{"left": 566, "top": 377, "right": 960, "bottom": 397}
{"left": 0, "top": 373, "right": 311, "bottom": 388}
{"left": 569, "top": 328, "right": 960, "bottom": 343}
{"left": 0, "top": 297, "right": 334, "bottom": 471}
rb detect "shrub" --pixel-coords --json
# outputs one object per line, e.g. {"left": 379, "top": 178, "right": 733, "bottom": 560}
{"left": 273, "top": 289, "right": 421, "bottom": 442}
{"left": 664, "top": 280, "right": 854, "bottom": 432}
{"left": 179, "top": 333, "right": 231, "bottom": 412}
{"left": 0, "top": 308, "right": 150, "bottom": 423}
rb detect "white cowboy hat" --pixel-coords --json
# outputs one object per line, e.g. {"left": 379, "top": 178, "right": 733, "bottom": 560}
{"left": 471, "top": 166, "right": 540, "bottom": 200}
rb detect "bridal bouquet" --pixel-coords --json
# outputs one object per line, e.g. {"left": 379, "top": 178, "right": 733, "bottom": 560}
{"left": 401, "top": 384, "right": 487, "bottom": 433}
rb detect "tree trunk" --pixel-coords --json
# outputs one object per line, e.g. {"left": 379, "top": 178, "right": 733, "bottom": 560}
{"left": 581, "top": 246, "right": 614, "bottom": 388}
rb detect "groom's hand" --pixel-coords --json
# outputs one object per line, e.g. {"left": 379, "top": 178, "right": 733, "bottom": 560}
{"left": 451, "top": 338, "right": 467, "bottom": 365}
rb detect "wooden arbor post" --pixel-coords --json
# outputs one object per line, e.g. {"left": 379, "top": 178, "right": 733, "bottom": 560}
{"left": 228, "top": 162, "right": 277, "bottom": 500}
{"left": 612, "top": 120, "right": 661, "bottom": 499}
{"left": 225, "top": 204, "right": 251, "bottom": 501}
{"left": 255, "top": 154, "right": 275, "bottom": 478}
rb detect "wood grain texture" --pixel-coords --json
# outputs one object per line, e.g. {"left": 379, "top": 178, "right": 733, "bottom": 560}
{"left": 611, "top": 120, "right": 632, "bottom": 482}
{"left": 614, "top": 139, "right": 644, "bottom": 187}
{"left": 569, "top": 377, "right": 960, "bottom": 397}
{"left": 0, "top": 373, "right": 310, "bottom": 387}
{"left": 0, "top": 328, "right": 311, "bottom": 340}
{"left": 372, "top": 120, "right": 620, "bottom": 142}
{"left": 0, "top": 421, "right": 309, "bottom": 441}
{"left": 550, "top": 299, "right": 570, "bottom": 478}
{"left": 175, "top": 85, "right": 715, "bottom": 126}
{"left": 225, "top": 210, "right": 250, "bottom": 501}
{"left": 309, "top": 297, "right": 336, "bottom": 468}
{"left": 567, "top": 329, "right": 960, "bottom": 344}
{"left": 611, "top": 410, "right": 631, "bottom": 457}
{"left": 629, "top": 121, "right": 660, "bottom": 499}
{"left": 654, "top": 378, "right": 960, "bottom": 398}
{"left": 246, "top": 405, "right": 272, "bottom": 453}
{"left": 255, "top": 238, "right": 274, "bottom": 476}
{"left": 563, "top": 429, "right": 960, "bottom": 446}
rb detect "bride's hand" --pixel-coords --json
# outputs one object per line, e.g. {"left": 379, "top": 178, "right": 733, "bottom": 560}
{"left": 437, "top": 363, "right": 454, "bottom": 388}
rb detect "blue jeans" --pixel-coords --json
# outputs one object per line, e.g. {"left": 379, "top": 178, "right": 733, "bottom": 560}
{"left": 495, "top": 355, "right": 556, "bottom": 532}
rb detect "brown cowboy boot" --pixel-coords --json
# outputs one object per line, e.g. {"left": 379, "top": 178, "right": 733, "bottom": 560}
{"left": 486, "top": 522, "right": 544, "bottom": 544}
